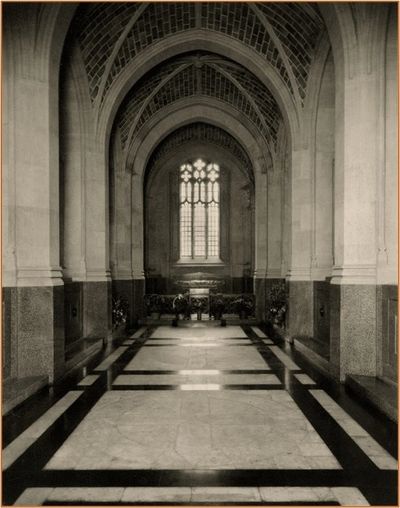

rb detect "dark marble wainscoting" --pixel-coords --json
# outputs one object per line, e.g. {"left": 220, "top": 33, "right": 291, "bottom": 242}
{"left": 63, "top": 281, "right": 111, "bottom": 373}
{"left": 145, "top": 276, "right": 169, "bottom": 295}
{"left": 2, "top": 287, "right": 18, "bottom": 381}
{"left": 231, "top": 277, "right": 254, "bottom": 293}
{"left": 329, "top": 283, "right": 341, "bottom": 379}
{"left": 287, "top": 281, "right": 313, "bottom": 339}
{"left": 254, "top": 278, "right": 266, "bottom": 321}
{"left": 2, "top": 285, "right": 65, "bottom": 383}
{"left": 64, "top": 282, "right": 83, "bottom": 348}
{"left": 313, "top": 280, "right": 331, "bottom": 346}
{"left": 82, "top": 281, "right": 111, "bottom": 339}
{"left": 132, "top": 279, "right": 145, "bottom": 324}
{"left": 329, "top": 284, "right": 378, "bottom": 382}
{"left": 376, "top": 285, "right": 398, "bottom": 384}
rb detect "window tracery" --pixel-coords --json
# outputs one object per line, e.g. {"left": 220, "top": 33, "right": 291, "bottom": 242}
{"left": 179, "top": 158, "right": 220, "bottom": 260}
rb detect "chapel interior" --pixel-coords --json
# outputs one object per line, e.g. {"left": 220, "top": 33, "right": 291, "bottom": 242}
{"left": 2, "top": 2, "right": 398, "bottom": 506}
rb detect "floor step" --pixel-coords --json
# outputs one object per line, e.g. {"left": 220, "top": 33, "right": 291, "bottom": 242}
{"left": 3, "top": 375, "right": 48, "bottom": 415}
{"left": 345, "top": 374, "right": 398, "bottom": 422}
{"left": 293, "top": 338, "right": 332, "bottom": 379}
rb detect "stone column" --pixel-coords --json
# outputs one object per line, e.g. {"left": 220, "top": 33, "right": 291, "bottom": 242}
{"left": 2, "top": 7, "right": 64, "bottom": 382}
{"left": 267, "top": 166, "right": 283, "bottom": 279}
{"left": 253, "top": 172, "right": 268, "bottom": 321}
{"left": 131, "top": 173, "right": 146, "bottom": 322}
{"left": 329, "top": 5, "right": 389, "bottom": 381}
{"left": 111, "top": 163, "right": 136, "bottom": 327}
{"left": 286, "top": 146, "right": 313, "bottom": 338}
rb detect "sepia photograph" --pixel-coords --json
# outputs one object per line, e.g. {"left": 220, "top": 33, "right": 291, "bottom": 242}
{"left": 2, "top": 1, "right": 398, "bottom": 506}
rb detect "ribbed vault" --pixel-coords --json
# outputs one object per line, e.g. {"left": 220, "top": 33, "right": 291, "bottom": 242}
{"left": 146, "top": 122, "right": 253, "bottom": 181}
{"left": 115, "top": 52, "right": 282, "bottom": 159}
{"left": 72, "top": 2, "right": 324, "bottom": 109}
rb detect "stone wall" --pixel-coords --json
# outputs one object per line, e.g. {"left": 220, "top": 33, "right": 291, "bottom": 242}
{"left": 145, "top": 143, "right": 254, "bottom": 293}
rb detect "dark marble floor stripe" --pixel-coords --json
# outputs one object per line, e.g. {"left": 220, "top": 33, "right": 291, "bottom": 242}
{"left": 111, "top": 385, "right": 283, "bottom": 391}
{"left": 2, "top": 340, "right": 127, "bottom": 447}
{"left": 242, "top": 325, "right": 398, "bottom": 505}
{"left": 3, "top": 328, "right": 157, "bottom": 505}
{"left": 121, "top": 369, "right": 273, "bottom": 375}
{"left": 21, "top": 468, "right": 398, "bottom": 489}
{"left": 43, "top": 502, "right": 340, "bottom": 506}
{"left": 142, "top": 344, "right": 254, "bottom": 347}
{"left": 148, "top": 337, "right": 249, "bottom": 341}
{"left": 257, "top": 324, "right": 398, "bottom": 456}
{"left": 3, "top": 324, "right": 397, "bottom": 507}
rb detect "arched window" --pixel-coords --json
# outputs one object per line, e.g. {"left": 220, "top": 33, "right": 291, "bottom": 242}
{"left": 179, "top": 158, "right": 220, "bottom": 260}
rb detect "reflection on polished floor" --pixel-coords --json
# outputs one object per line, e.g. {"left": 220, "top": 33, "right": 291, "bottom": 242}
{"left": 3, "top": 325, "right": 398, "bottom": 506}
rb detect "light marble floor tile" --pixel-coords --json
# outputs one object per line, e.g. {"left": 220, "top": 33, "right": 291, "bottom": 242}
{"left": 259, "top": 487, "right": 334, "bottom": 502}
{"left": 147, "top": 336, "right": 250, "bottom": 341}
{"left": 368, "top": 454, "right": 398, "bottom": 469}
{"left": 212, "top": 373, "right": 280, "bottom": 384}
{"left": 48, "top": 487, "right": 124, "bottom": 503}
{"left": 114, "top": 374, "right": 214, "bottom": 385}
{"left": 144, "top": 340, "right": 252, "bottom": 346}
{"left": 180, "top": 384, "right": 221, "bottom": 390}
{"left": 295, "top": 373, "right": 316, "bottom": 385}
{"left": 177, "top": 369, "right": 220, "bottom": 375}
{"left": 78, "top": 374, "right": 99, "bottom": 386}
{"left": 121, "top": 487, "right": 191, "bottom": 503}
{"left": 263, "top": 338, "right": 274, "bottom": 344}
{"left": 251, "top": 326, "right": 267, "bottom": 338}
{"left": 307, "top": 455, "right": 342, "bottom": 468}
{"left": 14, "top": 487, "right": 54, "bottom": 506}
{"left": 191, "top": 487, "right": 261, "bottom": 502}
{"left": 152, "top": 325, "right": 247, "bottom": 338}
{"left": 94, "top": 346, "right": 128, "bottom": 370}
{"left": 268, "top": 345, "right": 300, "bottom": 370}
{"left": 311, "top": 389, "right": 397, "bottom": 470}
{"left": 122, "top": 339, "right": 135, "bottom": 345}
{"left": 331, "top": 487, "right": 370, "bottom": 506}
{"left": 124, "top": 345, "right": 268, "bottom": 370}
{"left": 3, "top": 391, "right": 82, "bottom": 469}
{"left": 113, "top": 373, "right": 280, "bottom": 385}
{"left": 45, "top": 390, "right": 339, "bottom": 470}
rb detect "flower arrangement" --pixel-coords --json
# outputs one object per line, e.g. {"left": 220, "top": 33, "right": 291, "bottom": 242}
{"left": 172, "top": 294, "right": 189, "bottom": 318}
{"left": 145, "top": 294, "right": 164, "bottom": 317}
{"left": 112, "top": 296, "right": 129, "bottom": 329}
{"left": 265, "top": 282, "right": 286, "bottom": 327}
{"left": 210, "top": 294, "right": 225, "bottom": 319}
{"left": 232, "top": 296, "right": 254, "bottom": 318}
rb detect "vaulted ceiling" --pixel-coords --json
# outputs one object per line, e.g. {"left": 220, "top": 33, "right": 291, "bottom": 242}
{"left": 147, "top": 122, "right": 253, "bottom": 177}
{"left": 115, "top": 52, "right": 282, "bottom": 155}
{"left": 65, "top": 2, "right": 326, "bottom": 161}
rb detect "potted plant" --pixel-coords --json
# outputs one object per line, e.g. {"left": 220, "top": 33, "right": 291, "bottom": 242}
{"left": 265, "top": 283, "right": 286, "bottom": 328}
{"left": 172, "top": 293, "right": 189, "bottom": 320}
{"left": 233, "top": 296, "right": 254, "bottom": 319}
{"left": 146, "top": 294, "right": 162, "bottom": 319}
{"left": 191, "top": 298, "right": 204, "bottom": 320}
{"left": 112, "top": 296, "right": 129, "bottom": 332}
{"left": 211, "top": 294, "right": 225, "bottom": 320}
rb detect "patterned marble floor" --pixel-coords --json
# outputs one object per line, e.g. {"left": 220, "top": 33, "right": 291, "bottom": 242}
{"left": 2, "top": 325, "right": 398, "bottom": 506}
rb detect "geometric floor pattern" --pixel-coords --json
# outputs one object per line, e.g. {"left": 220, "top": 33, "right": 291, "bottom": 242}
{"left": 3, "top": 325, "right": 398, "bottom": 505}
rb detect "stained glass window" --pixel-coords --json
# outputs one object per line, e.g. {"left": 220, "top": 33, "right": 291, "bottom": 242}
{"left": 179, "top": 159, "right": 220, "bottom": 260}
